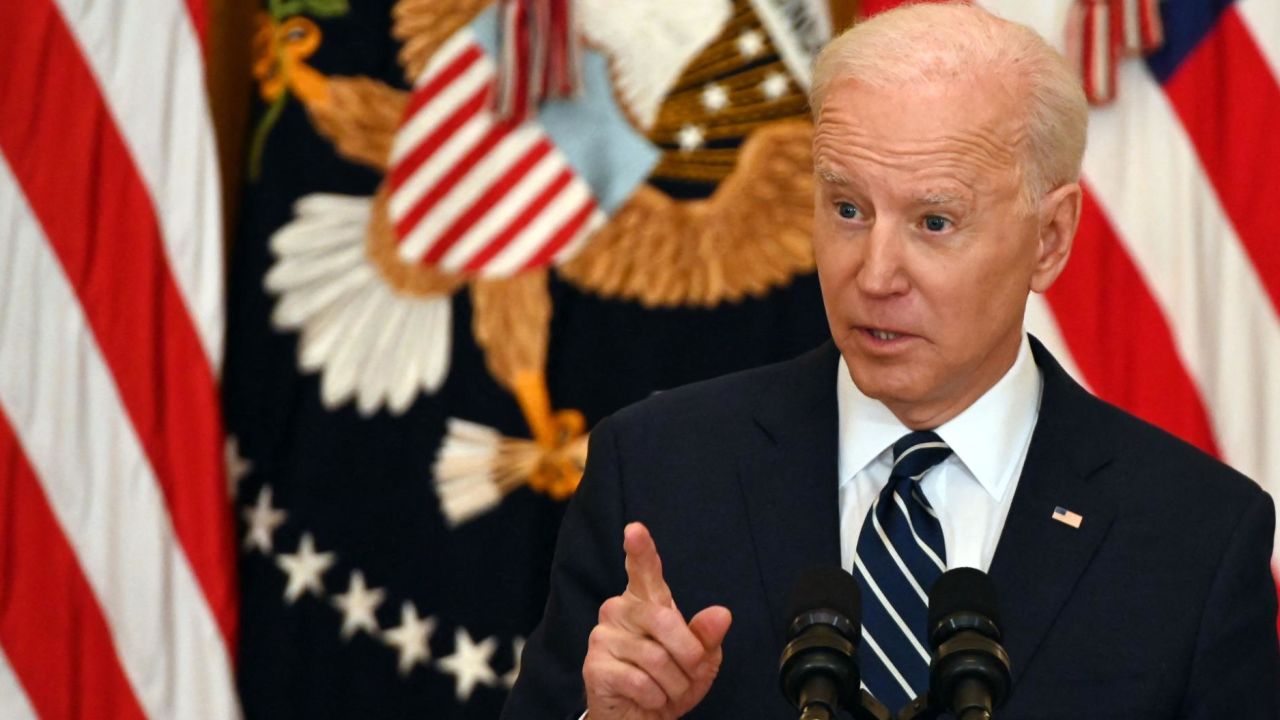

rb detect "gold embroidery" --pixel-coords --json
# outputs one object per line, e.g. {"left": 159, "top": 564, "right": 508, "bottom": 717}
{"left": 365, "top": 188, "right": 467, "bottom": 297}
{"left": 641, "top": 0, "right": 809, "bottom": 183}
{"left": 560, "top": 120, "right": 815, "bottom": 307}
{"left": 308, "top": 76, "right": 408, "bottom": 172}
{"left": 470, "top": 271, "right": 552, "bottom": 394}
{"left": 253, "top": 14, "right": 330, "bottom": 107}
{"left": 392, "top": 0, "right": 493, "bottom": 82}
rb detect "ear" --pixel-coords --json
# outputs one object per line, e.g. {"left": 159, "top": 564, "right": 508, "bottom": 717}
{"left": 1029, "top": 182, "right": 1082, "bottom": 294}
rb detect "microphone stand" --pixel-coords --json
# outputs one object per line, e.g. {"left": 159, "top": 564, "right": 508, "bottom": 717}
{"left": 853, "top": 690, "right": 893, "bottom": 720}
{"left": 896, "top": 686, "right": 993, "bottom": 712}
{"left": 799, "top": 688, "right": 890, "bottom": 720}
{"left": 896, "top": 694, "right": 942, "bottom": 720}
{"left": 795, "top": 689, "right": 892, "bottom": 720}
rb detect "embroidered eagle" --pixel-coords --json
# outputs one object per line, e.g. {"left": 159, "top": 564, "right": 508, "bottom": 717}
{"left": 254, "top": 0, "right": 828, "bottom": 524}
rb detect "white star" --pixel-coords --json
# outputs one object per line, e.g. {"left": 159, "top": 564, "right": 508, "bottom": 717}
{"left": 243, "top": 485, "right": 287, "bottom": 554}
{"left": 438, "top": 627, "right": 499, "bottom": 702}
{"left": 503, "top": 636, "right": 525, "bottom": 689}
{"left": 676, "top": 124, "right": 705, "bottom": 152}
{"left": 760, "top": 71, "right": 790, "bottom": 101}
{"left": 226, "top": 436, "right": 253, "bottom": 497}
{"left": 332, "top": 570, "right": 385, "bottom": 640}
{"left": 275, "top": 532, "right": 334, "bottom": 603}
{"left": 383, "top": 601, "right": 436, "bottom": 675}
{"left": 736, "top": 29, "right": 765, "bottom": 59}
{"left": 700, "top": 83, "right": 729, "bottom": 112}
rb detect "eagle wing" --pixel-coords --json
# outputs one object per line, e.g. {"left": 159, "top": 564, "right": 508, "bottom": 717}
{"left": 558, "top": 119, "right": 814, "bottom": 308}
{"left": 392, "top": 0, "right": 492, "bottom": 83}
{"left": 306, "top": 76, "right": 407, "bottom": 172}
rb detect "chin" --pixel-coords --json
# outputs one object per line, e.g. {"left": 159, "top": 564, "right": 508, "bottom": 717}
{"left": 847, "top": 366, "right": 925, "bottom": 407}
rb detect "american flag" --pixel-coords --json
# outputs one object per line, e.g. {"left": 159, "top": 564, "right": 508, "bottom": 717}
{"left": 0, "top": 0, "right": 238, "bottom": 717}
{"left": 1052, "top": 506, "right": 1085, "bottom": 529}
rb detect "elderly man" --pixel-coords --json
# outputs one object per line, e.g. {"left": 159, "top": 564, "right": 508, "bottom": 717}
{"left": 502, "top": 4, "right": 1279, "bottom": 719}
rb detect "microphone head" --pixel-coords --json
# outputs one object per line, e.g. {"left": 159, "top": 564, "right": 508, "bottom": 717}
{"left": 927, "top": 567, "right": 1001, "bottom": 645}
{"left": 926, "top": 568, "right": 1013, "bottom": 712}
{"left": 779, "top": 567, "right": 862, "bottom": 713}
{"left": 786, "top": 567, "right": 860, "bottom": 637}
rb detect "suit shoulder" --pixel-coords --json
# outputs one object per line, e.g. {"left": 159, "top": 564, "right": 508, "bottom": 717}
{"left": 1082, "top": 391, "right": 1264, "bottom": 508}
{"left": 607, "top": 346, "right": 823, "bottom": 434}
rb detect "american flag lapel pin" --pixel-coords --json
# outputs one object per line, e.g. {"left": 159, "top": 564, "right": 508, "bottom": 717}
{"left": 1052, "top": 506, "right": 1084, "bottom": 529}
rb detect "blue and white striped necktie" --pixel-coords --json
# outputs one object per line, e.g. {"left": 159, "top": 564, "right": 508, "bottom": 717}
{"left": 854, "top": 430, "right": 952, "bottom": 712}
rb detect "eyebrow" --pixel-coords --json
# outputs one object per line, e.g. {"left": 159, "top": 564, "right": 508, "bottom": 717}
{"left": 816, "top": 165, "right": 849, "bottom": 184}
{"left": 918, "top": 191, "right": 968, "bottom": 206}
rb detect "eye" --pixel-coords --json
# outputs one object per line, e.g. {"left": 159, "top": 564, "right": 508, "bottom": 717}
{"left": 836, "top": 202, "right": 860, "bottom": 220}
{"left": 922, "top": 215, "right": 951, "bottom": 232}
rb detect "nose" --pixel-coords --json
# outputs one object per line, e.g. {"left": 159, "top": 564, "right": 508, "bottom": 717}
{"left": 854, "top": 218, "right": 910, "bottom": 297}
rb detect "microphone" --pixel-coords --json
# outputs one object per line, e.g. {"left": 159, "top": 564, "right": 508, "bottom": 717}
{"left": 926, "top": 568, "right": 1012, "bottom": 720}
{"left": 778, "top": 567, "right": 861, "bottom": 720}
{"left": 778, "top": 567, "right": 890, "bottom": 720}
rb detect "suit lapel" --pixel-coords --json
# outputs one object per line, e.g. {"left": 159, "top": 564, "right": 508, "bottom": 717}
{"left": 736, "top": 342, "right": 843, "bottom": 647}
{"left": 988, "top": 337, "right": 1119, "bottom": 682}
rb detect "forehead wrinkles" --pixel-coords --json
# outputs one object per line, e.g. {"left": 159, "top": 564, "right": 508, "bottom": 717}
{"left": 813, "top": 75, "right": 1030, "bottom": 188}
{"left": 814, "top": 115, "right": 1022, "bottom": 180}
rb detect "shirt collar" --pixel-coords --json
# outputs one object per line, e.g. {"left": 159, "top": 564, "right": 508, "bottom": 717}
{"left": 836, "top": 333, "right": 1042, "bottom": 502}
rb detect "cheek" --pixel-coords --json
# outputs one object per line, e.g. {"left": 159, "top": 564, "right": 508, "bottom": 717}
{"left": 813, "top": 250, "right": 844, "bottom": 317}
{"left": 812, "top": 218, "right": 859, "bottom": 279}
{"left": 927, "top": 252, "right": 1030, "bottom": 339}
{"left": 814, "top": 246, "right": 860, "bottom": 315}
{"left": 811, "top": 226, "right": 842, "bottom": 286}
{"left": 910, "top": 258, "right": 998, "bottom": 331}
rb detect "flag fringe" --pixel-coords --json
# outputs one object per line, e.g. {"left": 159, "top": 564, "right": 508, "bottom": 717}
{"left": 1069, "top": 0, "right": 1165, "bottom": 106}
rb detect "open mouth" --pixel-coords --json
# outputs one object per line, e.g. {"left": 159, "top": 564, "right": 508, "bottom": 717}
{"left": 861, "top": 326, "right": 912, "bottom": 341}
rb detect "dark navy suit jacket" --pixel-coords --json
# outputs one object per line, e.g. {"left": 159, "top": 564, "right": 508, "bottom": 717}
{"left": 503, "top": 338, "right": 1279, "bottom": 719}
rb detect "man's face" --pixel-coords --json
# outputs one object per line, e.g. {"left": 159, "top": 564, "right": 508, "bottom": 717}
{"left": 812, "top": 75, "right": 1050, "bottom": 428}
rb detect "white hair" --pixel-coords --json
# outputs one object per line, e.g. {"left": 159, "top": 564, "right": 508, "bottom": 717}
{"left": 810, "top": 2, "right": 1088, "bottom": 208}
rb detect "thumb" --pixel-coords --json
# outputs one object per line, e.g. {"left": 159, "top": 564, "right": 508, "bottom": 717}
{"left": 688, "top": 605, "right": 732, "bottom": 652}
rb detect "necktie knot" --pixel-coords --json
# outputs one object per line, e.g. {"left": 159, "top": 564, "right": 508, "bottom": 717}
{"left": 891, "top": 431, "right": 952, "bottom": 482}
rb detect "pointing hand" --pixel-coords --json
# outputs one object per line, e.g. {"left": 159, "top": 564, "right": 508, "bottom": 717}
{"left": 582, "top": 522, "right": 733, "bottom": 720}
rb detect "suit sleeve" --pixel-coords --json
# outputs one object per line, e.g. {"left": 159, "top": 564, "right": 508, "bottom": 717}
{"left": 1180, "top": 489, "right": 1280, "bottom": 719}
{"left": 501, "top": 416, "right": 630, "bottom": 720}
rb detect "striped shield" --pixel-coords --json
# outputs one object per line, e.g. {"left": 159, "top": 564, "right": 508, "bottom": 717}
{"left": 387, "top": 26, "right": 604, "bottom": 278}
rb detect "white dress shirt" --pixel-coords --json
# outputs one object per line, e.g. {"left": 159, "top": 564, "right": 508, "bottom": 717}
{"left": 837, "top": 333, "right": 1043, "bottom": 573}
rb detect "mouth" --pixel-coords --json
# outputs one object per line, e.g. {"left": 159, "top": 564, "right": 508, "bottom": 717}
{"left": 856, "top": 326, "right": 918, "bottom": 349}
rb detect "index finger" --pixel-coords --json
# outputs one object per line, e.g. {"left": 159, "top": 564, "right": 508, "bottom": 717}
{"left": 623, "top": 522, "right": 674, "bottom": 607}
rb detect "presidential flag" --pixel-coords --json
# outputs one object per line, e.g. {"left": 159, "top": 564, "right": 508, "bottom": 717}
{"left": 228, "top": 0, "right": 832, "bottom": 717}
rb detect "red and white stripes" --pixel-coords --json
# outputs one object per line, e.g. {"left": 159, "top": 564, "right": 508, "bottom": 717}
{"left": 52, "top": 0, "right": 226, "bottom": 365}
{"left": 0, "top": 649, "right": 39, "bottom": 720}
{"left": 1080, "top": 52, "right": 1280, "bottom": 478}
{"left": 387, "top": 27, "right": 603, "bottom": 278}
{"left": 0, "top": 0, "right": 237, "bottom": 715}
{"left": 1238, "top": 0, "right": 1280, "bottom": 80}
